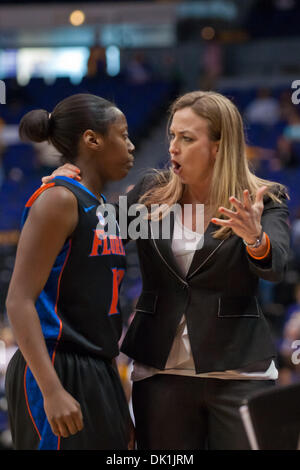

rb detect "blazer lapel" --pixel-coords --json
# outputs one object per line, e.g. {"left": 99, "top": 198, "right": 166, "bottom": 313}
{"left": 150, "top": 214, "right": 227, "bottom": 282}
{"left": 186, "top": 222, "right": 226, "bottom": 279}
{"left": 150, "top": 211, "right": 187, "bottom": 283}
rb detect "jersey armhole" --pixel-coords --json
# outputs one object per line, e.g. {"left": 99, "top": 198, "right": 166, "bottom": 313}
{"left": 25, "top": 183, "right": 56, "bottom": 208}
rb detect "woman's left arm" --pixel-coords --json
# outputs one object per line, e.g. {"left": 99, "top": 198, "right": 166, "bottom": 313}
{"left": 212, "top": 186, "right": 290, "bottom": 283}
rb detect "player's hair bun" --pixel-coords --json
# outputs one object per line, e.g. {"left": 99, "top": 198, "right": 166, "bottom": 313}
{"left": 19, "top": 109, "right": 52, "bottom": 143}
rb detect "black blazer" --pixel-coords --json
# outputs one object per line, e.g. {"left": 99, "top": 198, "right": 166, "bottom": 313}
{"left": 119, "top": 174, "right": 291, "bottom": 374}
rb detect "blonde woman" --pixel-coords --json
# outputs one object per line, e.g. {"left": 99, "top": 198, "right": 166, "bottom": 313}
{"left": 43, "top": 91, "right": 290, "bottom": 449}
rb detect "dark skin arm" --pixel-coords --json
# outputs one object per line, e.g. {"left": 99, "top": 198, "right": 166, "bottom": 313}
{"left": 6, "top": 186, "right": 84, "bottom": 438}
{"left": 43, "top": 165, "right": 136, "bottom": 449}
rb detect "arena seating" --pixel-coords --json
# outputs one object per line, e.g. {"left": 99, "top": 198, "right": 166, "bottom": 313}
{"left": 0, "top": 77, "right": 176, "bottom": 231}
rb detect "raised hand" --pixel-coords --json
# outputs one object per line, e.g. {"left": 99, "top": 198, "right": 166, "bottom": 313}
{"left": 41, "top": 164, "right": 81, "bottom": 185}
{"left": 211, "top": 186, "right": 268, "bottom": 244}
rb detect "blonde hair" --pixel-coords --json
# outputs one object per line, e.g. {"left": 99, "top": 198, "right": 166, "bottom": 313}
{"left": 139, "top": 90, "right": 289, "bottom": 240}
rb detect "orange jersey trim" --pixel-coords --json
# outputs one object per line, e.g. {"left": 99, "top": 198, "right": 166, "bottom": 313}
{"left": 24, "top": 364, "right": 42, "bottom": 440}
{"left": 246, "top": 232, "right": 271, "bottom": 260}
{"left": 25, "top": 183, "right": 55, "bottom": 208}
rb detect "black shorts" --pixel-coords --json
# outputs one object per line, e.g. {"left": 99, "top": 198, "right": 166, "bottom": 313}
{"left": 5, "top": 349, "right": 130, "bottom": 450}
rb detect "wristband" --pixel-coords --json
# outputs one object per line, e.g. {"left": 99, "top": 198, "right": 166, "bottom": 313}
{"left": 242, "top": 228, "right": 264, "bottom": 249}
{"left": 246, "top": 233, "right": 271, "bottom": 260}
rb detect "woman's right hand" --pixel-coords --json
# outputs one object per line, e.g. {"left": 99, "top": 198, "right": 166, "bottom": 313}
{"left": 41, "top": 164, "right": 81, "bottom": 185}
{"left": 43, "top": 387, "right": 84, "bottom": 438}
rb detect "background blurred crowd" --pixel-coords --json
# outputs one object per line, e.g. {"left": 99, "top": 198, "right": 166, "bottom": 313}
{"left": 1, "top": 0, "right": 300, "bottom": 449}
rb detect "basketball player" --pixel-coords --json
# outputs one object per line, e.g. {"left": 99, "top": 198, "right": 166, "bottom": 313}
{"left": 5, "top": 94, "right": 135, "bottom": 450}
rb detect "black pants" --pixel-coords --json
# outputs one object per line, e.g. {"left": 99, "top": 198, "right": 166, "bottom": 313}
{"left": 132, "top": 374, "right": 275, "bottom": 450}
{"left": 5, "top": 349, "right": 130, "bottom": 450}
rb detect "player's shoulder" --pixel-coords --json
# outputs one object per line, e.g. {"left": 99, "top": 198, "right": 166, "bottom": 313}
{"left": 26, "top": 183, "right": 78, "bottom": 214}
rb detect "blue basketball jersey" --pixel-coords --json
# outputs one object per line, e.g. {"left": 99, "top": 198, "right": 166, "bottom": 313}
{"left": 23, "top": 176, "right": 126, "bottom": 361}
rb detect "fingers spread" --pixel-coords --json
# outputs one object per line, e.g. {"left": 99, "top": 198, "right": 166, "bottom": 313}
{"left": 211, "top": 217, "right": 232, "bottom": 226}
{"left": 242, "top": 190, "right": 252, "bottom": 211}
{"left": 218, "top": 206, "right": 238, "bottom": 218}
{"left": 255, "top": 185, "right": 268, "bottom": 204}
{"left": 229, "top": 196, "right": 243, "bottom": 210}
